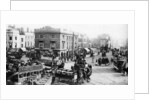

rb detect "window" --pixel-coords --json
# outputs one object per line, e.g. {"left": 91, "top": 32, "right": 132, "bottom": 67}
{"left": 15, "top": 37, "right": 17, "bottom": 40}
{"left": 39, "top": 43, "right": 44, "bottom": 48}
{"left": 50, "top": 42, "right": 56, "bottom": 49}
{"left": 9, "top": 43, "right": 12, "bottom": 48}
{"left": 9, "top": 36, "right": 12, "bottom": 40}
{"left": 52, "top": 35, "right": 55, "bottom": 38}
{"left": 35, "top": 35, "right": 39, "bottom": 38}
{"left": 28, "top": 42, "right": 29, "bottom": 46}
{"left": 21, "top": 44, "right": 23, "bottom": 48}
{"left": 63, "top": 35, "right": 65, "bottom": 38}
{"left": 40, "top": 35, "right": 44, "bottom": 38}
{"left": 25, "top": 42, "right": 27, "bottom": 47}
{"left": 62, "top": 41, "right": 65, "bottom": 49}
{"left": 15, "top": 43, "right": 17, "bottom": 48}
{"left": 21, "top": 38, "right": 23, "bottom": 42}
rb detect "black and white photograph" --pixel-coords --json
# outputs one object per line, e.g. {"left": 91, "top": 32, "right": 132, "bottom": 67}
{"left": 6, "top": 24, "right": 128, "bottom": 85}
{"left": 1, "top": 10, "right": 135, "bottom": 100}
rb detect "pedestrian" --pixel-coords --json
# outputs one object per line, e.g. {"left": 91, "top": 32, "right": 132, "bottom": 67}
{"left": 91, "top": 53, "right": 95, "bottom": 63}
{"left": 122, "top": 57, "right": 128, "bottom": 76}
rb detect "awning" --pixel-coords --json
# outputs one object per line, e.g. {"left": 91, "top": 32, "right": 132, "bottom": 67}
{"left": 84, "top": 48, "right": 90, "bottom": 52}
{"left": 21, "top": 48, "right": 27, "bottom": 52}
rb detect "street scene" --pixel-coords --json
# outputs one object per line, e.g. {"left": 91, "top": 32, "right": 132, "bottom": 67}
{"left": 6, "top": 24, "right": 128, "bottom": 85}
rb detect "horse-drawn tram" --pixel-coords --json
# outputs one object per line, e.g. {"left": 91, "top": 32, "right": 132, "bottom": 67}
{"left": 7, "top": 54, "right": 92, "bottom": 85}
{"left": 7, "top": 64, "right": 53, "bottom": 85}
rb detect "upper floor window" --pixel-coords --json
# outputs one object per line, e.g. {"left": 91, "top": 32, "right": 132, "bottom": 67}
{"left": 40, "top": 35, "right": 44, "bottom": 38}
{"left": 21, "top": 44, "right": 23, "bottom": 48}
{"left": 39, "top": 43, "right": 44, "bottom": 48}
{"left": 9, "top": 43, "right": 12, "bottom": 48}
{"left": 15, "top": 43, "right": 17, "bottom": 48}
{"left": 9, "top": 36, "right": 12, "bottom": 40}
{"left": 15, "top": 37, "right": 17, "bottom": 40}
{"left": 52, "top": 34, "right": 55, "bottom": 38}
{"left": 62, "top": 41, "right": 65, "bottom": 49}
{"left": 21, "top": 38, "right": 23, "bottom": 42}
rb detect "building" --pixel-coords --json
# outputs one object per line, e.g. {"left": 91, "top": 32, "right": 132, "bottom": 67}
{"left": 61, "top": 29, "right": 78, "bottom": 58}
{"left": 6, "top": 26, "right": 26, "bottom": 49}
{"left": 35, "top": 26, "right": 78, "bottom": 57}
{"left": 25, "top": 31, "right": 35, "bottom": 48}
{"left": 35, "top": 26, "right": 60, "bottom": 50}
{"left": 78, "top": 33, "right": 90, "bottom": 48}
{"left": 20, "top": 35, "right": 25, "bottom": 48}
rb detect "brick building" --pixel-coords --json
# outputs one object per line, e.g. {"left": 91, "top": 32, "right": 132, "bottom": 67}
{"left": 34, "top": 26, "right": 78, "bottom": 58}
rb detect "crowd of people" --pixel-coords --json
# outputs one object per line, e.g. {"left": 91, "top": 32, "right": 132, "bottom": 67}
{"left": 50, "top": 50, "right": 92, "bottom": 85}
{"left": 6, "top": 47, "right": 93, "bottom": 85}
{"left": 6, "top": 46, "right": 128, "bottom": 85}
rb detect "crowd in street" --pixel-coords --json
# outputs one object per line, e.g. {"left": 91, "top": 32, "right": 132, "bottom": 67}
{"left": 6, "top": 47, "right": 94, "bottom": 85}
{"left": 6, "top": 46, "right": 128, "bottom": 85}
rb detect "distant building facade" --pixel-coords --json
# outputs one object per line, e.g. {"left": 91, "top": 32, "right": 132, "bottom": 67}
{"left": 78, "top": 34, "right": 91, "bottom": 48}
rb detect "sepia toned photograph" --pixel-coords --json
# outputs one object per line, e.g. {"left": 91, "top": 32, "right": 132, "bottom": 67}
{"left": 6, "top": 24, "right": 128, "bottom": 85}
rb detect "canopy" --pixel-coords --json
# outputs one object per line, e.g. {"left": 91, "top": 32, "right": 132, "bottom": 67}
{"left": 84, "top": 48, "right": 90, "bottom": 53}
{"left": 21, "top": 48, "right": 27, "bottom": 52}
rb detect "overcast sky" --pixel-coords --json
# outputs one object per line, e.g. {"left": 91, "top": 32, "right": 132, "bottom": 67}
{"left": 13, "top": 24, "right": 128, "bottom": 47}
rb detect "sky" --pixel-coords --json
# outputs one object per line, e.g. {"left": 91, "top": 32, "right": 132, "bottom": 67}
{"left": 12, "top": 24, "right": 128, "bottom": 47}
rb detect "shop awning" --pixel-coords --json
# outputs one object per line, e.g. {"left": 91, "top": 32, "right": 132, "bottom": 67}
{"left": 21, "top": 48, "right": 27, "bottom": 52}
{"left": 84, "top": 48, "right": 90, "bottom": 53}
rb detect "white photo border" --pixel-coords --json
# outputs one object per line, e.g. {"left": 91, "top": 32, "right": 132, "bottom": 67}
{"left": 0, "top": 10, "right": 135, "bottom": 100}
